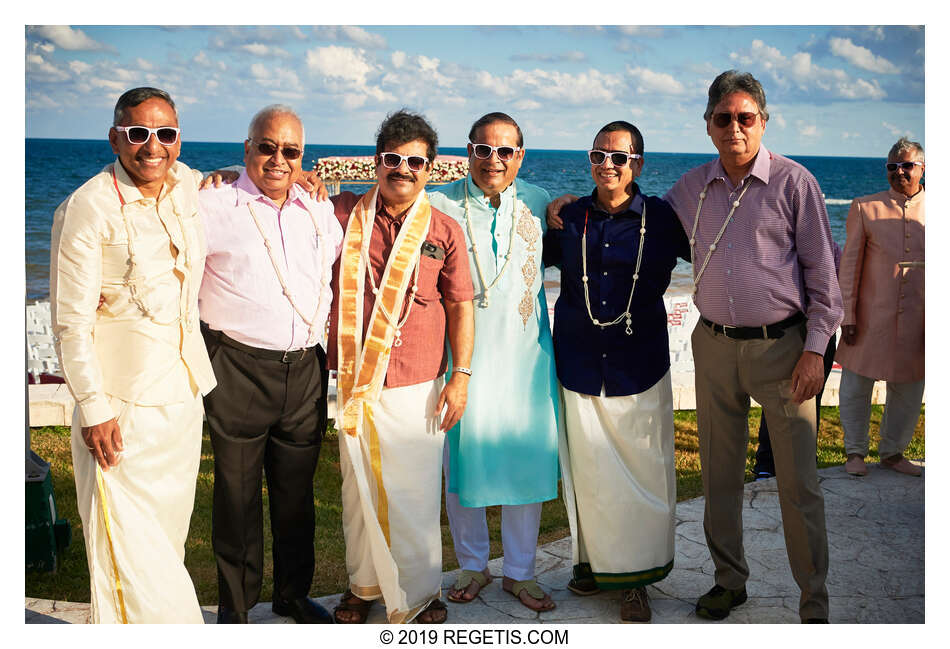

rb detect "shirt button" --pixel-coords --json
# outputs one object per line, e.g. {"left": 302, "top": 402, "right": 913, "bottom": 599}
{"left": 602, "top": 353, "right": 607, "bottom": 358}
{"left": 726, "top": 269, "right": 732, "bottom": 275}
{"left": 905, "top": 247, "right": 910, "bottom": 252}
{"left": 906, "top": 233, "right": 911, "bottom": 238}
{"left": 729, "top": 297, "right": 734, "bottom": 303}
{"left": 604, "top": 243, "right": 610, "bottom": 248}
{"left": 603, "top": 271, "right": 608, "bottom": 276}
{"left": 602, "top": 300, "right": 607, "bottom": 305}
{"left": 899, "top": 308, "right": 904, "bottom": 314}
{"left": 728, "top": 243, "right": 733, "bottom": 249}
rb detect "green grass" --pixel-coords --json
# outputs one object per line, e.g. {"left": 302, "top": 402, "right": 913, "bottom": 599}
{"left": 26, "top": 405, "right": 924, "bottom": 604}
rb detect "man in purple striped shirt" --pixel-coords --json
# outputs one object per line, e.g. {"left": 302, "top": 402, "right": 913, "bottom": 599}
{"left": 664, "top": 70, "right": 842, "bottom": 624}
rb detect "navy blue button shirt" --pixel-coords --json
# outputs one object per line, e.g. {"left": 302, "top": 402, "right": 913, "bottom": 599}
{"left": 543, "top": 187, "right": 690, "bottom": 397}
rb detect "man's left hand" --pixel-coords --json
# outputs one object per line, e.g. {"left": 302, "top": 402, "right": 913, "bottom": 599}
{"left": 199, "top": 169, "right": 240, "bottom": 189}
{"left": 790, "top": 351, "right": 824, "bottom": 404}
{"left": 435, "top": 373, "right": 469, "bottom": 432}
{"left": 297, "top": 170, "right": 329, "bottom": 201}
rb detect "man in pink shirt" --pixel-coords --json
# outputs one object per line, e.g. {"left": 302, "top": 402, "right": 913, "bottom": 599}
{"left": 198, "top": 105, "right": 343, "bottom": 624}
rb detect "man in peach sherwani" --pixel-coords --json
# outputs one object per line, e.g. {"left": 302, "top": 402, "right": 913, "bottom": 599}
{"left": 837, "top": 137, "right": 925, "bottom": 477}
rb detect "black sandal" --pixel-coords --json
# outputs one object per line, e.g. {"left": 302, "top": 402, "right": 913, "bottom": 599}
{"left": 567, "top": 563, "right": 600, "bottom": 596}
{"left": 333, "top": 589, "right": 374, "bottom": 624}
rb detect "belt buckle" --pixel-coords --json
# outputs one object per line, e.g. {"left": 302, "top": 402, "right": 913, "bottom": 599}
{"left": 721, "top": 324, "right": 738, "bottom": 339}
{"left": 281, "top": 349, "right": 305, "bottom": 363}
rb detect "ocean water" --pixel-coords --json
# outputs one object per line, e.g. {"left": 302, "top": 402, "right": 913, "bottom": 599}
{"left": 25, "top": 138, "right": 887, "bottom": 301}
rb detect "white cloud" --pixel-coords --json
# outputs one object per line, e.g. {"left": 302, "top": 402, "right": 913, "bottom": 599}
{"left": 772, "top": 113, "right": 787, "bottom": 129}
{"left": 68, "top": 60, "right": 91, "bottom": 75}
{"left": 866, "top": 26, "right": 886, "bottom": 41}
{"left": 514, "top": 99, "right": 542, "bottom": 111}
{"left": 841, "top": 131, "right": 861, "bottom": 139}
{"left": 504, "top": 68, "right": 624, "bottom": 106}
{"left": 306, "top": 45, "right": 374, "bottom": 85}
{"left": 829, "top": 37, "right": 899, "bottom": 74}
{"left": 240, "top": 43, "right": 290, "bottom": 58}
{"left": 797, "top": 122, "right": 819, "bottom": 138}
{"left": 135, "top": 58, "right": 153, "bottom": 71}
{"left": 312, "top": 26, "right": 386, "bottom": 49}
{"left": 391, "top": 51, "right": 407, "bottom": 68}
{"left": 836, "top": 78, "right": 886, "bottom": 100}
{"left": 626, "top": 66, "right": 685, "bottom": 95}
{"left": 28, "top": 25, "right": 108, "bottom": 51}
{"left": 26, "top": 53, "right": 69, "bottom": 81}
{"left": 26, "top": 92, "right": 59, "bottom": 109}
{"left": 882, "top": 121, "right": 913, "bottom": 138}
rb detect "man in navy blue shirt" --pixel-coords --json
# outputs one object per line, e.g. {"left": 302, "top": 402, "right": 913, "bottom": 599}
{"left": 543, "top": 121, "right": 689, "bottom": 623}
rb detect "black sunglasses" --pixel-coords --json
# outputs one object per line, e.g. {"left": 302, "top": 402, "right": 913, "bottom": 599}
{"left": 249, "top": 139, "right": 303, "bottom": 160}
{"left": 711, "top": 111, "right": 760, "bottom": 128}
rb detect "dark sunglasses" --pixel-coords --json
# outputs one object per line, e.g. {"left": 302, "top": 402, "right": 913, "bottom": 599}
{"left": 248, "top": 139, "right": 303, "bottom": 160}
{"left": 379, "top": 152, "right": 429, "bottom": 172}
{"left": 588, "top": 149, "right": 642, "bottom": 166}
{"left": 711, "top": 111, "right": 760, "bottom": 128}
{"left": 114, "top": 125, "right": 180, "bottom": 145}
{"left": 470, "top": 143, "right": 520, "bottom": 161}
{"left": 885, "top": 161, "right": 923, "bottom": 172}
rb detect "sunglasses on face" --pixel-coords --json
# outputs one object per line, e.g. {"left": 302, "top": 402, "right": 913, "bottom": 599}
{"left": 588, "top": 150, "right": 642, "bottom": 166}
{"left": 379, "top": 152, "right": 429, "bottom": 172}
{"left": 886, "top": 161, "right": 923, "bottom": 172}
{"left": 469, "top": 142, "right": 521, "bottom": 162}
{"left": 248, "top": 139, "right": 303, "bottom": 160}
{"left": 711, "top": 111, "right": 760, "bottom": 128}
{"left": 114, "top": 125, "right": 180, "bottom": 145}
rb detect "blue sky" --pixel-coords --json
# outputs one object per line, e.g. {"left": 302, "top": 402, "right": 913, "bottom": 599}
{"left": 24, "top": 22, "right": 925, "bottom": 157}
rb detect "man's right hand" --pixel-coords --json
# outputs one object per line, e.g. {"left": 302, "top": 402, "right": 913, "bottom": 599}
{"left": 841, "top": 324, "right": 858, "bottom": 345}
{"left": 296, "top": 170, "right": 329, "bottom": 201}
{"left": 199, "top": 170, "right": 240, "bottom": 189}
{"left": 545, "top": 194, "right": 579, "bottom": 230}
{"left": 82, "top": 418, "right": 124, "bottom": 471}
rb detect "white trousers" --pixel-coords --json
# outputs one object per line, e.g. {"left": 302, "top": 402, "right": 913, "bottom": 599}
{"left": 71, "top": 392, "right": 205, "bottom": 624}
{"left": 340, "top": 379, "right": 445, "bottom": 623}
{"left": 840, "top": 368, "right": 925, "bottom": 459}
{"left": 442, "top": 442, "right": 542, "bottom": 581}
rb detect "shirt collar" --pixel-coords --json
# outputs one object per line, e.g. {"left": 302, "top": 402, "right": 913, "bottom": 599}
{"left": 706, "top": 144, "right": 772, "bottom": 187}
{"left": 112, "top": 158, "right": 181, "bottom": 204}
{"left": 587, "top": 184, "right": 644, "bottom": 218}
{"left": 233, "top": 170, "right": 306, "bottom": 209}
{"left": 465, "top": 173, "right": 515, "bottom": 207}
{"left": 888, "top": 186, "right": 925, "bottom": 205}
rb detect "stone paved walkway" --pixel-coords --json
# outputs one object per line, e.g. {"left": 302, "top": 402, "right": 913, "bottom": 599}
{"left": 25, "top": 462, "right": 924, "bottom": 624}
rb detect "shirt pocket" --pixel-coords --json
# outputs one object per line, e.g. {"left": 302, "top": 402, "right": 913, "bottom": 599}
{"left": 413, "top": 254, "right": 444, "bottom": 304}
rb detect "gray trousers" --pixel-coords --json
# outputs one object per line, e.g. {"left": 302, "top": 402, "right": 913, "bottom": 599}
{"left": 839, "top": 368, "right": 924, "bottom": 459}
{"left": 692, "top": 320, "right": 829, "bottom": 620}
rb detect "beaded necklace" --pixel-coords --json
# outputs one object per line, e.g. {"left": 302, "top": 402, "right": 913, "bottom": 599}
{"left": 464, "top": 179, "right": 518, "bottom": 308}
{"left": 111, "top": 164, "right": 189, "bottom": 327}
{"left": 688, "top": 178, "right": 752, "bottom": 295}
{"left": 580, "top": 200, "right": 646, "bottom": 336}
{"left": 246, "top": 198, "right": 334, "bottom": 347}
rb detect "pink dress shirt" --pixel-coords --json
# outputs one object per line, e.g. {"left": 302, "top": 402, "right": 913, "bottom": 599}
{"left": 664, "top": 145, "right": 843, "bottom": 354}
{"left": 198, "top": 172, "right": 343, "bottom": 351}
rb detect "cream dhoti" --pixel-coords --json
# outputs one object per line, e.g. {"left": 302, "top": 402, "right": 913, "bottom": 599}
{"left": 70, "top": 392, "right": 205, "bottom": 624}
{"left": 558, "top": 370, "right": 676, "bottom": 589}
{"left": 339, "top": 379, "right": 445, "bottom": 623}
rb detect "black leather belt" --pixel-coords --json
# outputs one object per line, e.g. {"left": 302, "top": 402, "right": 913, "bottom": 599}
{"left": 701, "top": 312, "right": 806, "bottom": 340}
{"left": 200, "top": 322, "right": 314, "bottom": 363}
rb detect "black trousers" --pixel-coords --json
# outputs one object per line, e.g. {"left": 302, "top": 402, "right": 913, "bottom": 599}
{"left": 754, "top": 332, "right": 837, "bottom": 476}
{"left": 202, "top": 325, "right": 328, "bottom": 612}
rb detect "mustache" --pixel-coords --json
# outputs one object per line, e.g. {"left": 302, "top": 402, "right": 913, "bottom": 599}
{"left": 387, "top": 171, "right": 415, "bottom": 182}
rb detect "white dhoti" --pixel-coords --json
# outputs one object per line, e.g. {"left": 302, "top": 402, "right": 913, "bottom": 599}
{"left": 70, "top": 392, "right": 205, "bottom": 623}
{"left": 340, "top": 378, "right": 445, "bottom": 623}
{"left": 558, "top": 371, "right": 676, "bottom": 589}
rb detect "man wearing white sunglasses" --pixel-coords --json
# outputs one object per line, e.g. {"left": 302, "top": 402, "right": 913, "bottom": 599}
{"left": 328, "top": 109, "right": 474, "bottom": 624}
{"left": 425, "top": 112, "right": 560, "bottom": 613}
{"left": 50, "top": 87, "right": 216, "bottom": 623}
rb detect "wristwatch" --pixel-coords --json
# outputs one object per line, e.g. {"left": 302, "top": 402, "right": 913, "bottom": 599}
{"left": 453, "top": 366, "right": 473, "bottom": 376}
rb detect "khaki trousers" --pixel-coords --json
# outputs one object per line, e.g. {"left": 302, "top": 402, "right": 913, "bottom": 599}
{"left": 839, "top": 368, "right": 924, "bottom": 459}
{"left": 692, "top": 320, "right": 829, "bottom": 620}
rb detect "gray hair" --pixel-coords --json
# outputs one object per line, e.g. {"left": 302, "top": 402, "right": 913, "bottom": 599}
{"left": 703, "top": 70, "right": 769, "bottom": 122}
{"left": 113, "top": 87, "right": 177, "bottom": 126}
{"left": 888, "top": 137, "right": 924, "bottom": 162}
{"left": 247, "top": 104, "right": 306, "bottom": 144}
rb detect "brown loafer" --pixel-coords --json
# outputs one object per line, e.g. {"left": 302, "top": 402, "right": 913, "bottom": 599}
{"left": 845, "top": 454, "right": 868, "bottom": 476}
{"left": 620, "top": 587, "right": 651, "bottom": 623}
{"left": 881, "top": 453, "right": 922, "bottom": 477}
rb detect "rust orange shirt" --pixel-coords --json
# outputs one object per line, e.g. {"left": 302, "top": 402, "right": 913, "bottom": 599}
{"left": 327, "top": 191, "right": 474, "bottom": 387}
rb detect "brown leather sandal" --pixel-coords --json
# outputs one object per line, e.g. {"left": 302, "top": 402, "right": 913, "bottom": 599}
{"left": 415, "top": 598, "right": 447, "bottom": 624}
{"left": 333, "top": 589, "right": 374, "bottom": 624}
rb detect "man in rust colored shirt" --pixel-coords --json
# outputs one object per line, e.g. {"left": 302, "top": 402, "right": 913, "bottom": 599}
{"left": 328, "top": 110, "right": 474, "bottom": 624}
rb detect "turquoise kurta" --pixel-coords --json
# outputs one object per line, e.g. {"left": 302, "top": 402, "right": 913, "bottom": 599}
{"left": 429, "top": 175, "right": 560, "bottom": 507}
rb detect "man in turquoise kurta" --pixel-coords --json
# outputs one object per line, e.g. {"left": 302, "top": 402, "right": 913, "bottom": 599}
{"left": 427, "top": 113, "right": 560, "bottom": 612}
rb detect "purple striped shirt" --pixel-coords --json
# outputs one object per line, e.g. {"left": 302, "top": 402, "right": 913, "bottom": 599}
{"left": 663, "top": 145, "right": 843, "bottom": 354}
